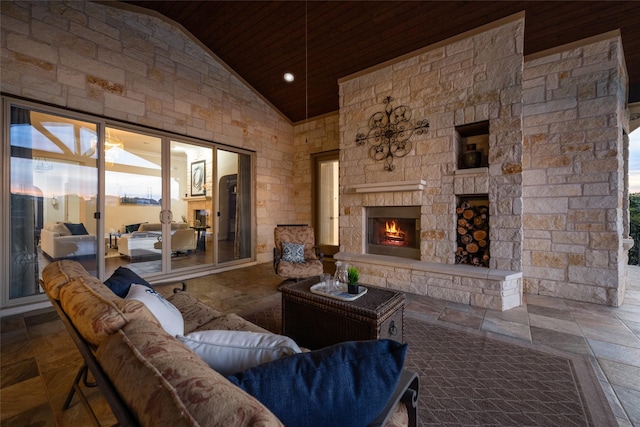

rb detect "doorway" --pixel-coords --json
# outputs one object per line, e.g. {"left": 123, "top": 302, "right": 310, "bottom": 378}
{"left": 313, "top": 150, "right": 339, "bottom": 257}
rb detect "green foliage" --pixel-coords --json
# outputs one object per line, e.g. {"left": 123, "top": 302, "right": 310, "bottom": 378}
{"left": 347, "top": 266, "right": 359, "bottom": 285}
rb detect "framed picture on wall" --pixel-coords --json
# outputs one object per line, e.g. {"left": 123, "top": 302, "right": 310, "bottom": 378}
{"left": 191, "top": 160, "right": 206, "bottom": 196}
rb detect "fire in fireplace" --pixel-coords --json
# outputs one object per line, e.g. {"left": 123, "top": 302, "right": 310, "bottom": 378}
{"left": 367, "top": 206, "right": 420, "bottom": 259}
{"left": 379, "top": 220, "right": 409, "bottom": 245}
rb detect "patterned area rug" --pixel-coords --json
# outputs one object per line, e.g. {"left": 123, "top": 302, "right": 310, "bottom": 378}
{"left": 241, "top": 302, "right": 616, "bottom": 426}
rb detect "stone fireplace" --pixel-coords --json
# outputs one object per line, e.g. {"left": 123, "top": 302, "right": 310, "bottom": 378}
{"left": 336, "top": 180, "right": 523, "bottom": 311}
{"left": 335, "top": 17, "right": 527, "bottom": 311}
{"left": 367, "top": 206, "right": 420, "bottom": 260}
{"left": 194, "top": 209, "right": 209, "bottom": 227}
{"left": 334, "top": 16, "right": 629, "bottom": 310}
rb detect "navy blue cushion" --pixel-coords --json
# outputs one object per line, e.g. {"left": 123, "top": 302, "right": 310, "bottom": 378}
{"left": 124, "top": 222, "right": 144, "bottom": 233}
{"left": 63, "top": 222, "right": 88, "bottom": 235}
{"left": 104, "top": 267, "right": 152, "bottom": 298}
{"left": 227, "top": 339, "right": 407, "bottom": 427}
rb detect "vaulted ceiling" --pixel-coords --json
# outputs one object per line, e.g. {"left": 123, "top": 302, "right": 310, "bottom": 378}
{"left": 120, "top": 1, "right": 640, "bottom": 124}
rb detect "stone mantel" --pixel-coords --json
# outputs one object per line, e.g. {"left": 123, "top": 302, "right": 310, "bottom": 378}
{"left": 349, "top": 180, "right": 426, "bottom": 193}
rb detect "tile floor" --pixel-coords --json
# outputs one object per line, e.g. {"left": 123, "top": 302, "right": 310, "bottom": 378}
{"left": 1, "top": 261, "right": 639, "bottom": 426}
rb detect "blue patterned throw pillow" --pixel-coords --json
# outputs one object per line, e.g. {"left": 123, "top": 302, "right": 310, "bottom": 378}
{"left": 227, "top": 339, "right": 408, "bottom": 427}
{"left": 281, "top": 242, "right": 305, "bottom": 263}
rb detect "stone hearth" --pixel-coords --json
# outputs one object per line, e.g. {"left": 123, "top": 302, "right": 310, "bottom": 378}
{"left": 335, "top": 252, "right": 522, "bottom": 311}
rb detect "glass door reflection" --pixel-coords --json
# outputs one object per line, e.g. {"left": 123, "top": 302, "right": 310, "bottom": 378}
{"left": 170, "top": 141, "right": 214, "bottom": 270}
{"left": 104, "top": 127, "right": 163, "bottom": 276}
{"left": 217, "top": 149, "right": 251, "bottom": 263}
{"left": 8, "top": 105, "right": 98, "bottom": 304}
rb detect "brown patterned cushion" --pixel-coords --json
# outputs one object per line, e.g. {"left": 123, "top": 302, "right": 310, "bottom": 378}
{"left": 58, "top": 277, "right": 159, "bottom": 347}
{"left": 41, "top": 260, "right": 94, "bottom": 300}
{"left": 274, "top": 226, "right": 318, "bottom": 260}
{"left": 276, "top": 258, "right": 323, "bottom": 279}
{"left": 167, "top": 291, "right": 224, "bottom": 333}
{"left": 97, "top": 319, "right": 283, "bottom": 427}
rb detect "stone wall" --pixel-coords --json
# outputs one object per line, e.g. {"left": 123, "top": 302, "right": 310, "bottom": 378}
{"left": 337, "top": 16, "right": 630, "bottom": 309}
{"left": 522, "top": 33, "right": 629, "bottom": 306}
{"left": 291, "top": 113, "right": 340, "bottom": 223}
{"left": 336, "top": 16, "right": 525, "bottom": 310}
{"left": 2, "top": 2, "right": 631, "bottom": 308}
{"left": 0, "top": 0, "right": 295, "bottom": 264}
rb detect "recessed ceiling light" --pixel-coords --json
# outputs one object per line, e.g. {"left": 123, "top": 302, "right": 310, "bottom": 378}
{"left": 283, "top": 72, "right": 295, "bottom": 83}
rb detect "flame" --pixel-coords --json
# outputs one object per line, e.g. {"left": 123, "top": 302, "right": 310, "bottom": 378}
{"left": 379, "top": 219, "right": 408, "bottom": 246}
{"left": 385, "top": 220, "right": 399, "bottom": 234}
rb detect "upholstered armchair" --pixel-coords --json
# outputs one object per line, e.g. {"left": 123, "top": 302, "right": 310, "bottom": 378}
{"left": 274, "top": 225, "right": 324, "bottom": 281}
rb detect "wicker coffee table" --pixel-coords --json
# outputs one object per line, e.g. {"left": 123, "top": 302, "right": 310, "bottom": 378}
{"left": 280, "top": 277, "right": 405, "bottom": 350}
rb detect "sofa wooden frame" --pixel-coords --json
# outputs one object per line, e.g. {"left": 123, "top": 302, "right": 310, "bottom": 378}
{"left": 45, "top": 280, "right": 419, "bottom": 427}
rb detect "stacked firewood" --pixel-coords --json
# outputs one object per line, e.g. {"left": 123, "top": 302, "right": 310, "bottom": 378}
{"left": 455, "top": 201, "right": 490, "bottom": 267}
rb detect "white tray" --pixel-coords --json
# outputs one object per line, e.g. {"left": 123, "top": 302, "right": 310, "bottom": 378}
{"left": 310, "top": 282, "right": 367, "bottom": 301}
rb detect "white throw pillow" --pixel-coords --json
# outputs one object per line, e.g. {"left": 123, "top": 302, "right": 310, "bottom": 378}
{"left": 125, "top": 284, "right": 184, "bottom": 336}
{"left": 177, "top": 330, "right": 302, "bottom": 375}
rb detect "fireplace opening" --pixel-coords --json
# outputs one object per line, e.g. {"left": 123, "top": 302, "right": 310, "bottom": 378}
{"left": 367, "top": 206, "right": 420, "bottom": 259}
{"left": 194, "top": 209, "right": 209, "bottom": 227}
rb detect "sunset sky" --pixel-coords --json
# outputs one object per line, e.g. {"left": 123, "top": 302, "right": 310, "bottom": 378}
{"left": 629, "top": 129, "right": 640, "bottom": 194}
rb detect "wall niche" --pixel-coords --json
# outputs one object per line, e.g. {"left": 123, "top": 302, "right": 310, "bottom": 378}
{"left": 456, "top": 195, "right": 489, "bottom": 267}
{"left": 455, "top": 121, "right": 489, "bottom": 169}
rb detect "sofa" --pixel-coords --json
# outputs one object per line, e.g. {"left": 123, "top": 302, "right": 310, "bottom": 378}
{"left": 41, "top": 260, "right": 418, "bottom": 427}
{"left": 40, "top": 222, "right": 96, "bottom": 259}
{"left": 118, "top": 222, "right": 196, "bottom": 259}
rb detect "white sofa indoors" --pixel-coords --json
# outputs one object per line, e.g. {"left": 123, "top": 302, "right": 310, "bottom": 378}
{"left": 40, "top": 221, "right": 96, "bottom": 259}
{"left": 118, "top": 222, "right": 195, "bottom": 259}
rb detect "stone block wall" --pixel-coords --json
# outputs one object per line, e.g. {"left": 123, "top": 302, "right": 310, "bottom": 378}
{"left": 338, "top": 16, "right": 524, "bottom": 268}
{"left": 0, "top": 0, "right": 295, "bottom": 264}
{"left": 337, "top": 15, "right": 630, "bottom": 309}
{"left": 522, "top": 33, "right": 629, "bottom": 306}
{"left": 336, "top": 16, "right": 525, "bottom": 310}
{"left": 291, "top": 113, "right": 340, "bottom": 224}
{"left": 2, "top": 2, "right": 631, "bottom": 308}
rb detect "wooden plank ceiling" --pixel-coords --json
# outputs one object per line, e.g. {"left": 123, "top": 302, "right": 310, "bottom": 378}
{"left": 121, "top": 1, "right": 640, "bottom": 123}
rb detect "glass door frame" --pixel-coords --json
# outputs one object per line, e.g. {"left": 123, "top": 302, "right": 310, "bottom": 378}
{"left": 312, "top": 149, "right": 339, "bottom": 257}
{"left": 214, "top": 147, "right": 255, "bottom": 266}
{"left": 101, "top": 125, "right": 220, "bottom": 282}
{"left": 2, "top": 96, "right": 257, "bottom": 310}
{"left": 1, "top": 97, "right": 105, "bottom": 308}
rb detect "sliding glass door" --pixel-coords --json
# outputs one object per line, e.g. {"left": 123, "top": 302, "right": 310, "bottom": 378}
{"left": 5, "top": 105, "right": 99, "bottom": 305}
{"left": 2, "top": 98, "right": 255, "bottom": 309}
{"left": 104, "top": 127, "right": 163, "bottom": 276}
{"left": 217, "top": 149, "right": 252, "bottom": 264}
{"left": 103, "top": 131, "right": 219, "bottom": 277}
{"left": 169, "top": 141, "right": 214, "bottom": 270}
